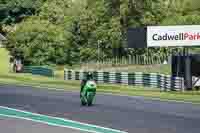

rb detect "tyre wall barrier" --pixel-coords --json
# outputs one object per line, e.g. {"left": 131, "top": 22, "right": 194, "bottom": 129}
{"left": 23, "top": 66, "right": 54, "bottom": 77}
{"left": 64, "top": 69, "right": 184, "bottom": 91}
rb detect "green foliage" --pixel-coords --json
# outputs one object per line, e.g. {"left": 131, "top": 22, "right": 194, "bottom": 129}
{"left": 2, "top": 0, "right": 200, "bottom": 65}
{"left": 0, "top": 0, "right": 46, "bottom": 24}
{"left": 162, "top": 14, "right": 200, "bottom": 25}
{"left": 39, "top": 0, "right": 72, "bottom": 25}
{"left": 6, "top": 17, "right": 71, "bottom": 65}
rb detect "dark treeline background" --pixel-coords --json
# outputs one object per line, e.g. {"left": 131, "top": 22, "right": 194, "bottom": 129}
{"left": 1, "top": 0, "right": 200, "bottom": 66}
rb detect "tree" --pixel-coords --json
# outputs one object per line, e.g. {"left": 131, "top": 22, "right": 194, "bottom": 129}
{"left": 6, "top": 17, "right": 71, "bottom": 65}
{"left": 4, "top": 0, "right": 200, "bottom": 65}
{"left": 0, "top": 0, "right": 46, "bottom": 25}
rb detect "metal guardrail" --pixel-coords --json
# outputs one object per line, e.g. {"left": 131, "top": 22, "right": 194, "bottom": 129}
{"left": 23, "top": 66, "right": 54, "bottom": 77}
{"left": 64, "top": 69, "right": 184, "bottom": 91}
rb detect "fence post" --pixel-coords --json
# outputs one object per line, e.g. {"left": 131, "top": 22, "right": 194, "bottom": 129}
{"left": 181, "top": 77, "right": 185, "bottom": 92}
{"left": 133, "top": 56, "right": 135, "bottom": 64}
{"left": 129, "top": 56, "right": 131, "bottom": 64}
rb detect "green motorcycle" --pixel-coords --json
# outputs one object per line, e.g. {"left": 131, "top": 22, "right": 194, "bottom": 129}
{"left": 80, "top": 80, "right": 96, "bottom": 106}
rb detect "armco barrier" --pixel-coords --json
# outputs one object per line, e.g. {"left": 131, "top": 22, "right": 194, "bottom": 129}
{"left": 64, "top": 69, "right": 184, "bottom": 91}
{"left": 23, "top": 66, "right": 54, "bottom": 77}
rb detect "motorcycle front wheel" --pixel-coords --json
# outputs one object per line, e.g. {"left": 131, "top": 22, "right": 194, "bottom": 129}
{"left": 87, "top": 92, "right": 95, "bottom": 106}
{"left": 81, "top": 100, "right": 87, "bottom": 106}
{"left": 80, "top": 94, "right": 87, "bottom": 106}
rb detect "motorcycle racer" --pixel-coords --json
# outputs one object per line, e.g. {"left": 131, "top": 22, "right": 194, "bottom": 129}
{"left": 80, "top": 72, "right": 94, "bottom": 97}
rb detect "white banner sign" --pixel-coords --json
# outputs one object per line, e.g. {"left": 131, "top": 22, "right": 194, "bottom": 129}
{"left": 147, "top": 25, "right": 200, "bottom": 47}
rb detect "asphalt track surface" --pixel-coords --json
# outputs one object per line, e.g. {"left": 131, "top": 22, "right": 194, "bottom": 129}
{"left": 0, "top": 116, "right": 86, "bottom": 133}
{"left": 0, "top": 84, "right": 200, "bottom": 133}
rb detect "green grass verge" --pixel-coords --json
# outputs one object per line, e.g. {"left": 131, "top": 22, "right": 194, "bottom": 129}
{"left": 0, "top": 48, "right": 10, "bottom": 74}
{"left": 1, "top": 48, "right": 200, "bottom": 104}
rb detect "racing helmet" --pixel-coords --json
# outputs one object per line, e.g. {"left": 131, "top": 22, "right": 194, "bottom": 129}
{"left": 87, "top": 72, "right": 93, "bottom": 80}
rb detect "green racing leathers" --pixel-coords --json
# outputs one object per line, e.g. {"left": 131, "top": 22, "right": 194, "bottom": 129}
{"left": 80, "top": 80, "right": 96, "bottom": 106}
